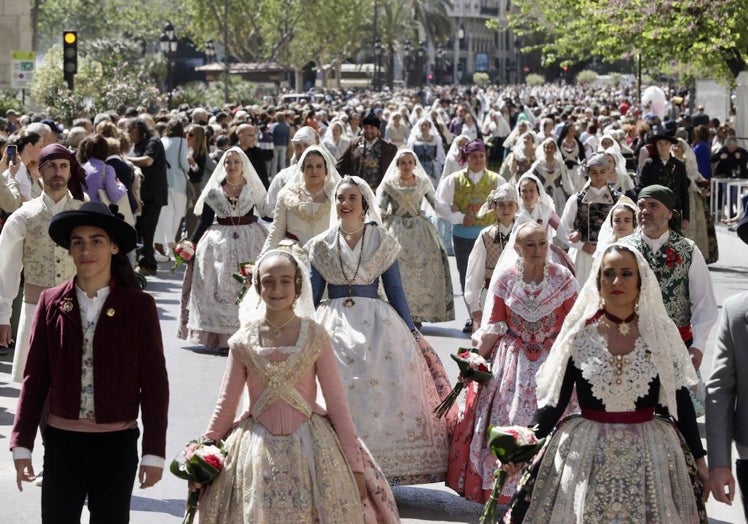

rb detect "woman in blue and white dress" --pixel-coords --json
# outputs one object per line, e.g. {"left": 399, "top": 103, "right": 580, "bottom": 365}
{"left": 306, "top": 175, "right": 453, "bottom": 486}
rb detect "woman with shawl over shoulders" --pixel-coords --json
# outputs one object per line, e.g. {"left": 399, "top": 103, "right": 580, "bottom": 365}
{"left": 500, "top": 243, "right": 708, "bottom": 523}
{"left": 592, "top": 196, "right": 638, "bottom": 259}
{"left": 262, "top": 146, "right": 339, "bottom": 253}
{"left": 530, "top": 137, "right": 575, "bottom": 216}
{"left": 557, "top": 123, "right": 586, "bottom": 183}
{"left": 447, "top": 221, "right": 578, "bottom": 504}
{"left": 407, "top": 118, "right": 446, "bottom": 187}
{"left": 177, "top": 147, "right": 270, "bottom": 352}
{"left": 599, "top": 133, "right": 636, "bottom": 199}
{"left": 154, "top": 118, "right": 190, "bottom": 258}
{"left": 499, "top": 132, "right": 537, "bottom": 185}
{"left": 321, "top": 120, "right": 350, "bottom": 162}
{"left": 194, "top": 246, "right": 399, "bottom": 523}
{"left": 376, "top": 149, "right": 454, "bottom": 325}
{"left": 515, "top": 172, "right": 575, "bottom": 275}
{"left": 672, "top": 137, "right": 710, "bottom": 261}
{"left": 306, "top": 176, "right": 454, "bottom": 485}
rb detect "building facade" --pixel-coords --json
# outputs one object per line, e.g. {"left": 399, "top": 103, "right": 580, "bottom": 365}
{"left": 0, "top": 0, "right": 33, "bottom": 89}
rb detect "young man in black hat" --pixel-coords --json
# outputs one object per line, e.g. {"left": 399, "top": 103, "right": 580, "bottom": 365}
{"left": 337, "top": 112, "right": 397, "bottom": 189}
{"left": 637, "top": 131, "right": 690, "bottom": 234}
{"left": 10, "top": 201, "right": 169, "bottom": 524}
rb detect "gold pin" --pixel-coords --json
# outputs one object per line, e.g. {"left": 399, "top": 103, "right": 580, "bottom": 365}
{"left": 106, "top": 308, "right": 115, "bottom": 317}
{"left": 61, "top": 298, "right": 73, "bottom": 313}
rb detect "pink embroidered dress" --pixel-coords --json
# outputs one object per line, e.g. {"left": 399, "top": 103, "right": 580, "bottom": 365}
{"left": 447, "top": 263, "right": 577, "bottom": 504}
{"left": 198, "top": 318, "right": 398, "bottom": 523}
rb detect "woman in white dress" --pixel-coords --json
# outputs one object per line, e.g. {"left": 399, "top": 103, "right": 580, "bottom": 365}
{"left": 262, "top": 146, "right": 339, "bottom": 252}
{"left": 178, "top": 147, "right": 270, "bottom": 351}
{"left": 376, "top": 149, "right": 454, "bottom": 325}
{"left": 530, "top": 137, "right": 575, "bottom": 216}
{"left": 306, "top": 175, "right": 453, "bottom": 485}
{"left": 321, "top": 120, "right": 350, "bottom": 162}
{"left": 154, "top": 118, "right": 190, "bottom": 257}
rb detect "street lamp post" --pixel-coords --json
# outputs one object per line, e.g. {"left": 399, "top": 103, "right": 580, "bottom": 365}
{"left": 453, "top": 24, "right": 465, "bottom": 85}
{"left": 416, "top": 42, "right": 425, "bottom": 87}
{"left": 514, "top": 37, "right": 522, "bottom": 84}
{"left": 159, "top": 21, "right": 178, "bottom": 109}
{"left": 403, "top": 40, "right": 413, "bottom": 87}
{"left": 436, "top": 44, "right": 444, "bottom": 85}
{"left": 374, "top": 37, "right": 383, "bottom": 91}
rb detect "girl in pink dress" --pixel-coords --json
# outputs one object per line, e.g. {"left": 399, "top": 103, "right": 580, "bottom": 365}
{"left": 446, "top": 221, "right": 578, "bottom": 504}
{"left": 195, "top": 246, "right": 398, "bottom": 523}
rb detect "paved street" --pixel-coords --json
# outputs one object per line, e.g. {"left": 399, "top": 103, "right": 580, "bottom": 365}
{"left": 1, "top": 225, "right": 746, "bottom": 523}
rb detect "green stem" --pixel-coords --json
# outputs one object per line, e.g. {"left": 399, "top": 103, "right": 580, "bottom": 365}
{"left": 479, "top": 470, "right": 507, "bottom": 524}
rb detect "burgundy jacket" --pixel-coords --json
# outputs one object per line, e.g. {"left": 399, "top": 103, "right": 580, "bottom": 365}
{"left": 10, "top": 278, "right": 169, "bottom": 458}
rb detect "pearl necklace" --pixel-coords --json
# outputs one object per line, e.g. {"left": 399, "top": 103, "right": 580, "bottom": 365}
{"left": 264, "top": 315, "right": 296, "bottom": 339}
{"left": 226, "top": 179, "right": 244, "bottom": 187}
{"left": 339, "top": 223, "right": 365, "bottom": 242}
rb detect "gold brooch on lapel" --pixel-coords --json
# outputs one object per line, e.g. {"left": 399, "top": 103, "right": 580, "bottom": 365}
{"left": 61, "top": 298, "right": 74, "bottom": 313}
{"left": 106, "top": 308, "right": 115, "bottom": 317}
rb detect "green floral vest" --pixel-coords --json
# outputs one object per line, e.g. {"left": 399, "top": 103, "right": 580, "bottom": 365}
{"left": 627, "top": 230, "right": 693, "bottom": 327}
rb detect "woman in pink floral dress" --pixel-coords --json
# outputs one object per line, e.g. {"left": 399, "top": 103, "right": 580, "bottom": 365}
{"left": 446, "top": 221, "right": 577, "bottom": 504}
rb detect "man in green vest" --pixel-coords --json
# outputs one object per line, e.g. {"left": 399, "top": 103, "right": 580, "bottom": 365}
{"left": 435, "top": 139, "right": 500, "bottom": 333}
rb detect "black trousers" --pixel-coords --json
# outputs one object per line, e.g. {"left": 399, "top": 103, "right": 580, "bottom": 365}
{"left": 42, "top": 426, "right": 139, "bottom": 524}
{"left": 737, "top": 459, "right": 748, "bottom": 522}
{"left": 136, "top": 199, "right": 162, "bottom": 270}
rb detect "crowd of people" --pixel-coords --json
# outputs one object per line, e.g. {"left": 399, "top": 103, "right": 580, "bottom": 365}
{"left": 2, "top": 80, "right": 748, "bottom": 522}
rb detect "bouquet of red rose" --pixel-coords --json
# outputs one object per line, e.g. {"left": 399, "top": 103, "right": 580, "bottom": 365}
{"left": 433, "top": 347, "right": 492, "bottom": 419}
{"left": 170, "top": 438, "right": 227, "bottom": 524}
{"left": 232, "top": 261, "right": 255, "bottom": 304}
{"left": 479, "top": 425, "right": 545, "bottom": 524}
{"left": 171, "top": 239, "right": 195, "bottom": 272}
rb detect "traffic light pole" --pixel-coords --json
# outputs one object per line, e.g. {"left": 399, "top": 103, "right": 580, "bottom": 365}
{"left": 63, "top": 30, "right": 78, "bottom": 91}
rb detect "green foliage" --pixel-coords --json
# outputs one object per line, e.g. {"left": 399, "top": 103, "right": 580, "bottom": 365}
{"left": 0, "top": 90, "right": 23, "bottom": 115}
{"left": 203, "top": 77, "right": 258, "bottom": 108}
{"left": 576, "top": 70, "right": 598, "bottom": 85}
{"left": 510, "top": 0, "right": 748, "bottom": 80}
{"left": 525, "top": 73, "right": 545, "bottom": 86}
{"left": 473, "top": 72, "right": 490, "bottom": 86}
{"left": 30, "top": 44, "right": 163, "bottom": 124}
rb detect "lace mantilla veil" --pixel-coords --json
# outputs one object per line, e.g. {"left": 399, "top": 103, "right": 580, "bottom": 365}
{"left": 193, "top": 146, "right": 268, "bottom": 216}
{"left": 535, "top": 242, "right": 698, "bottom": 417}
{"left": 593, "top": 196, "right": 637, "bottom": 259}
{"left": 328, "top": 175, "right": 383, "bottom": 228}
{"left": 286, "top": 145, "right": 342, "bottom": 199}
{"left": 375, "top": 148, "right": 433, "bottom": 203}
{"left": 238, "top": 243, "right": 316, "bottom": 325}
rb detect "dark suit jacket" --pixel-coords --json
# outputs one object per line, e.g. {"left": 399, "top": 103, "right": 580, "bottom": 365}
{"left": 706, "top": 292, "right": 748, "bottom": 469}
{"left": 10, "top": 279, "right": 169, "bottom": 458}
{"left": 244, "top": 146, "right": 270, "bottom": 189}
{"left": 133, "top": 136, "right": 167, "bottom": 206}
{"left": 637, "top": 156, "right": 691, "bottom": 221}
{"left": 336, "top": 137, "right": 398, "bottom": 188}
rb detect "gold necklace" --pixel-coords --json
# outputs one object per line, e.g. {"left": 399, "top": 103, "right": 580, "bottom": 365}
{"left": 264, "top": 315, "right": 297, "bottom": 339}
{"left": 339, "top": 223, "right": 365, "bottom": 242}
{"left": 337, "top": 226, "right": 366, "bottom": 307}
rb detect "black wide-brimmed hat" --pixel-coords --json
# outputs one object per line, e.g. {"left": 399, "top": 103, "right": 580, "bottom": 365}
{"left": 49, "top": 201, "right": 137, "bottom": 252}
{"left": 361, "top": 112, "right": 381, "bottom": 127}
{"left": 647, "top": 129, "right": 677, "bottom": 145}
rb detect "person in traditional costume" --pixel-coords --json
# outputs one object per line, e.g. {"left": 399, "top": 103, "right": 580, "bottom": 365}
{"left": 262, "top": 146, "right": 339, "bottom": 252}
{"left": 671, "top": 137, "right": 710, "bottom": 261}
{"left": 557, "top": 152, "right": 622, "bottom": 284}
{"left": 446, "top": 221, "right": 578, "bottom": 504}
{"left": 501, "top": 243, "right": 707, "bottom": 524}
{"left": 306, "top": 175, "right": 453, "bottom": 485}
{"left": 530, "top": 137, "right": 576, "bottom": 216}
{"left": 376, "top": 149, "right": 454, "bottom": 326}
{"left": 406, "top": 118, "right": 445, "bottom": 187}
{"left": 436, "top": 139, "right": 501, "bottom": 333}
{"left": 463, "top": 184, "right": 518, "bottom": 329}
{"left": 515, "top": 172, "right": 575, "bottom": 276}
{"left": 2, "top": 144, "right": 86, "bottom": 382}
{"left": 622, "top": 184, "right": 718, "bottom": 417}
{"left": 196, "top": 246, "right": 399, "bottom": 523}
{"left": 177, "top": 147, "right": 269, "bottom": 351}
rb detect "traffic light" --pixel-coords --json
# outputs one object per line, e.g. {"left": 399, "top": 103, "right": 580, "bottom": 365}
{"left": 63, "top": 31, "right": 77, "bottom": 90}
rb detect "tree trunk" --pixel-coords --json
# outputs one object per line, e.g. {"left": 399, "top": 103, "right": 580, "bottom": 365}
{"left": 30, "top": 0, "right": 41, "bottom": 51}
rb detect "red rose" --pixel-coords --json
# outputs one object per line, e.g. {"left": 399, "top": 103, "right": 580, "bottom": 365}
{"left": 202, "top": 454, "right": 223, "bottom": 470}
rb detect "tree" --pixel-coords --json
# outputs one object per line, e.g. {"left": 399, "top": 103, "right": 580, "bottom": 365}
{"left": 509, "top": 0, "right": 748, "bottom": 80}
